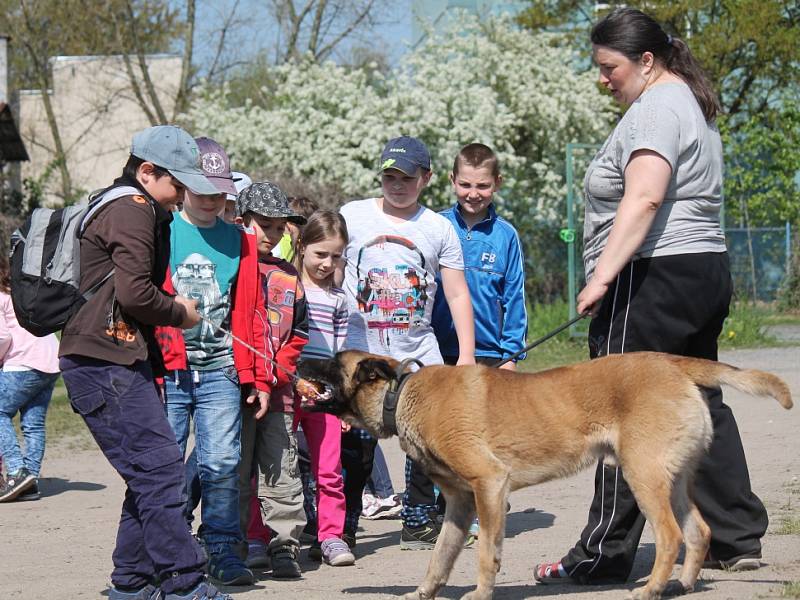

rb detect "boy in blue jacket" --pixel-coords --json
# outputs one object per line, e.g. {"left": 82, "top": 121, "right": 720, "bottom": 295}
{"left": 432, "top": 143, "right": 528, "bottom": 369}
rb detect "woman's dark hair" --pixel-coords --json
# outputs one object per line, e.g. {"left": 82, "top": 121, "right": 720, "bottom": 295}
{"left": 591, "top": 7, "right": 720, "bottom": 121}
{"left": 122, "top": 155, "right": 171, "bottom": 181}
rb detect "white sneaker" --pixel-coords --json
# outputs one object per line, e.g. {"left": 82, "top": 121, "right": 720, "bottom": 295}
{"left": 363, "top": 494, "right": 403, "bottom": 520}
{"left": 360, "top": 493, "right": 380, "bottom": 518}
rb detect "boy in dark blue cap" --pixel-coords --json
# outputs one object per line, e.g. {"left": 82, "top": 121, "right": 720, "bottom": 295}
{"left": 59, "top": 125, "right": 232, "bottom": 600}
{"left": 337, "top": 136, "right": 476, "bottom": 550}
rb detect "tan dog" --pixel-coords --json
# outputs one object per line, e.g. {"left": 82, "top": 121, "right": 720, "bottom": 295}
{"left": 297, "top": 350, "right": 792, "bottom": 600}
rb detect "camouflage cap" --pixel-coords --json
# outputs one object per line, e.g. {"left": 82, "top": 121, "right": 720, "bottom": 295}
{"left": 236, "top": 181, "right": 306, "bottom": 224}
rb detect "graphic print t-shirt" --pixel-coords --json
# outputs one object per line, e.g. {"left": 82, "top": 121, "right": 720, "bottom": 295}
{"left": 340, "top": 198, "right": 464, "bottom": 365}
{"left": 170, "top": 215, "right": 240, "bottom": 369}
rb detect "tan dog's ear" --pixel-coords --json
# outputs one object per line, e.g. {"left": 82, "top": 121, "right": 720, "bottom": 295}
{"left": 354, "top": 359, "right": 396, "bottom": 384}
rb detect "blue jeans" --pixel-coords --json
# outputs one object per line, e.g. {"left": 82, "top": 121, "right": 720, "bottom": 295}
{"left": 59, "top": 356, "right": 206, "bottom": 594}
{"left": 164, "top": 366, "right": 243, "bottom": 555}
{"left": 0, "top": 369, "right": 59, "bottom": 476}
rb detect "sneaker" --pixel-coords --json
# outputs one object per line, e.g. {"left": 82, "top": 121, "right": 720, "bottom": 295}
{"left": 207, "top": 552, "right": 255, "bottom": 586}
{"left": 109, "top": 584, "right": 158, "bottom": 600}
{"left": 342, "top": 531, "right": 356, "bottom": 550}
{"left": 702, "top": 552, "right": 762, "bottom": 571}
{"left": 0, "top": 468, "right": 35, "bottom": 502}
{"left": 164, "top": 581, "right": 232, "bottom": 599}
{"left": 363, "top": 494, "right": 403, "bottom": 520}
{"left": 321, "top": 537, "right": 355, "bottom": 566}
{"left": 400, "top": 520, "right": 440, "bottom": 550}
{"left": 361, "top": 492, "right": 380, "bottom": 518}
{"left": 245, "top": 539, "right": 270, "bottom": 569}
{"left": 270, "top": 546, "right": 302, "bottom": 579}
{"left": 534, "top": 561, "right": 572, "bottom": 584}
{"left": 17, "top": 480, "right": 41, "bottom": 501}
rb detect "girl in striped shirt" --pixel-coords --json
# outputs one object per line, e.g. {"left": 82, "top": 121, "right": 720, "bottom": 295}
{"left": 293, "top": 209, "right": 355, "bottom": 566}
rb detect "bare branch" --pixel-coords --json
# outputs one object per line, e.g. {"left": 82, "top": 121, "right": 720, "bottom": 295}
{"left": 206, "top": 0, "right": 240, "bottom": 83}
{"left": 122, "top": 0, "right": 168, "bottom": 123}
{"left": 173, "top": 0, "right": 196, "bottom": 119}
{"left": 316, "top": 0, "right": 376, "bottom": 60}
{"left": 307, "top": 0, "right": 329, "bottom": 55}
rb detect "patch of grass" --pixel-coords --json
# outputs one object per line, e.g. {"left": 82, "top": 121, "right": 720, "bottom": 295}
{"left": 718, "top": 301, "right": 777, "bottom": 348}
{"left": 776, "top": 516, "right": 800, "bottom": 535}
{"left": 782, "top": 582, "right": 800, "bottom": 598}
{"left": 45, "top": 377, "right": 91, "bottom": 446}
{"left": 517, "top": 300, "right": 588, "bottom": 372}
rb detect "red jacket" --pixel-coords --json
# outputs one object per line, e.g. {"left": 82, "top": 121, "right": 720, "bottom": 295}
{"left": 155, "top": 229, "right": 274, "bottom": 392}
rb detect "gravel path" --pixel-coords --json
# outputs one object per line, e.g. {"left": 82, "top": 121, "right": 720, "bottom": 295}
{"left": 1, "top": 346, "right": 798, "bottom": 599}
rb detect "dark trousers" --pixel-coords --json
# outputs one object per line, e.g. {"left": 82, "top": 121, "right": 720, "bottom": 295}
{"left": 60, "top": 355, "right": 206, "bottom": 594}
{"left": 341, "top": 428, "right": 378, "bottom": 533}
{"left": 561, "top": 253, "right": 768, "bottom": 582}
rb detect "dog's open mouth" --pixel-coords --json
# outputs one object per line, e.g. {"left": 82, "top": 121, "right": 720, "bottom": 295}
{"left": 296, "top": 378, "right": 334, "bottom": 410}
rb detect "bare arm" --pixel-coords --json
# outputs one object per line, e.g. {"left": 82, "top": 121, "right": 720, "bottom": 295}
{"left": 440, "top": 267, "right": 475, "bottom": 365}
{"left": 577, "top": 150, "right": 672, "bottom": 315}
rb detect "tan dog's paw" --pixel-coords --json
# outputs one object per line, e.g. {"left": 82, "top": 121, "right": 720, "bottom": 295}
{"left": 625, "top": 586, "right": 661, "bottom": 600}
{"left": 401, "top": 590, "right": 431, "bottom": 600}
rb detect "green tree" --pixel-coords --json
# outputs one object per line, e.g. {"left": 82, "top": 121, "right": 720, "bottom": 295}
{"left": 517, "top": 0, "right": 800, "bottom": 128}
{"left": 721, "top": 108, "right": 800, "bottom": 228}
{"left": 0, "top": 0, "right": 184, "bottom": 202}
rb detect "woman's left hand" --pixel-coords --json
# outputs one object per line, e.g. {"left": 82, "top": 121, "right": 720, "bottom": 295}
{"left": 577, "top": 279, "right": 609, "bottom": 316}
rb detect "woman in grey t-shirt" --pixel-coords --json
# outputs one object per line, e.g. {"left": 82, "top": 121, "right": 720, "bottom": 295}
{"left": 534, "top": 7, "right": 768, "bottom": 588}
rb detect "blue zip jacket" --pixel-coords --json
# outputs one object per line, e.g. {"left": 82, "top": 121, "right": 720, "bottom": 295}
{"left": 431, "top": 203, "right": 528, "bottom": 361}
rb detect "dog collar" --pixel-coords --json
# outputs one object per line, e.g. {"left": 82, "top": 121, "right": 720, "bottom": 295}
{"left": 383, "top": 358, "right": 425, "bottom": 435}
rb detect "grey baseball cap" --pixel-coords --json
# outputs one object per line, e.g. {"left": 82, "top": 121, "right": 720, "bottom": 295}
{"left": 236, "top": 181, "right": 306, "bottom": 224}
{"left": 131, "top": 125, "right": 218, "bottom": 195}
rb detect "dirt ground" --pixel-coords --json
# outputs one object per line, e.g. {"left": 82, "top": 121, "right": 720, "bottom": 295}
{"left": 1, "top": 346, "right": 798, "bottom": 599}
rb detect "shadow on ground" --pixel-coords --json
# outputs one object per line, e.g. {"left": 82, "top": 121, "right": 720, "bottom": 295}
{"left": 40, "top": 477, "right": 106, "bottom": 497}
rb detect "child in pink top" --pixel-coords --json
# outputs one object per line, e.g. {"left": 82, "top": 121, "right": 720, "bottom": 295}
{"left": 293, "top": 210, "right": 354, "bottom": 566}
{"left": 0, "top": 255, "right": 60, "bottom": 502}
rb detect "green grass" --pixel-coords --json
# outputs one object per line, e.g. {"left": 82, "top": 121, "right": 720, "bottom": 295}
{"left": 43, "top": 377, "right": 92, "bottom": 448}
{"left": 782, "top": 582, "right": 800, "bottom": 598}
{"left": 517, "top": 300, "right": 588, "bottom": 372}
{"left": 776, "top": 516, "right": 800, "bottom": 535}
{"left": 718, "top": 302, "right": 779, "bottom": 348}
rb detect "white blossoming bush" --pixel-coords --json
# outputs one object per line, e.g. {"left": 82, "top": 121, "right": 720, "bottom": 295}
{"left": 189, "top": 13, "right": 612, "bottom": 214}
{"left": 187, "top": 12, "right": 615, "bottom": 296}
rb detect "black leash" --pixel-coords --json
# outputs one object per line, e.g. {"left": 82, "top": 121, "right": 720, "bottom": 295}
{"left": 492, "top": 313, "right": 589, "bottom": 368}
{"left": 383, "top": 358, "right": 425, "bottom": 435}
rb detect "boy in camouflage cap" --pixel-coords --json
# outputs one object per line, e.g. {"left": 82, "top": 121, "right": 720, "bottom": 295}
{"left": 235, "top": 181, "right": 310, "bottom": 578}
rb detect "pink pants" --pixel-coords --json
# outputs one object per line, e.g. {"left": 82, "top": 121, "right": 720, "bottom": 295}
{"left": 296, "top": 409, "right": 346, "bottom": 541}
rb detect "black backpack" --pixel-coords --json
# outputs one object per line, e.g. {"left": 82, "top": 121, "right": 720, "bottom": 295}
{"left": 9, "top": 186, "right": 139, "bottom": 336}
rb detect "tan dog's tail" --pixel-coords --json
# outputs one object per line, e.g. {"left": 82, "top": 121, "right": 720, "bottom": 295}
{"left": 671, "top": 356, "right": 793, "bottom": 409}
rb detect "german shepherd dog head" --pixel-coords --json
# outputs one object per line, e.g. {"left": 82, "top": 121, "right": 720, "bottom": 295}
{"left": 298, "top": 350, "right": 400, "bottom": 438}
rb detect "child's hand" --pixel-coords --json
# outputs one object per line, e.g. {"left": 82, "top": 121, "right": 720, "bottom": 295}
{"left": 244, "top": 387, "right": 269, "bottom": 419}
{"left": 499, "top": 362, "right": 516, "bottom": 371}
{"left": 341, "top": 420, "right": 351, "bottom": 433}
{"left": 456, "top": 354, "right": 476, "bottom": 366}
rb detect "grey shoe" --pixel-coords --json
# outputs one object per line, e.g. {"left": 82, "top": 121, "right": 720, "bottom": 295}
{"left": 163, "top": 581, "right": 232, "bottom": 599}
{"left": 109, "top": 584, "right": 159, "bottom": 600}
{"left": 270, "top": 546, "right": 302, "bottom": 578}
{"left": 0, "top": 468, "right": 36, "bottom": 502}
{"left": 17, "top": 479, "right": 41, "bottom": 501}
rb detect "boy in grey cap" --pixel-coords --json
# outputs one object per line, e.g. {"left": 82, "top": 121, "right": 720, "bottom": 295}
{"left": 58, "top": 125, "right": 232, "bottom": 600}
{"left": 235, "top": 181, "right": 310, "bottom": 579}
